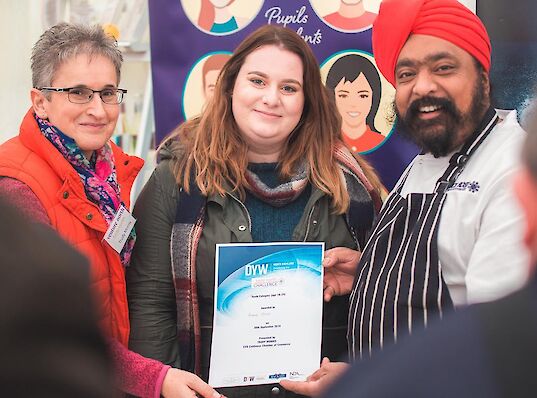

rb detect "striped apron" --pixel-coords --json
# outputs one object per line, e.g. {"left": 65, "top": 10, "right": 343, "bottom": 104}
{"left": 348, "top": 108, "right": 499, "bottom": 360}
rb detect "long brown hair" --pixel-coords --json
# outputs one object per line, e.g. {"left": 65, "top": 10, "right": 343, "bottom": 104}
{"left": 164, "top": 25, "right": 382, "bottom": 213}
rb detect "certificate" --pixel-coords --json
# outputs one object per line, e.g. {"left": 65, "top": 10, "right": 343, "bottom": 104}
{"left": 208, "top": 242, "right": 324, "bottom": 388}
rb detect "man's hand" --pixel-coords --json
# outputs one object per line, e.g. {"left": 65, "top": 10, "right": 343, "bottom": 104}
{"left": 323, "top": 247, "right": 361, "bottom": 301}
{"left": 280, "top": 358, "right": 349, "bottom": 396}
{"left": 161, "top": 368, "right": 224, "bottom": 398}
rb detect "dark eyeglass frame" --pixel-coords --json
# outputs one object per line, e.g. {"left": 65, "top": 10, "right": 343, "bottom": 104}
{"left": 36, "top": 86, "right": 128, "bottom": 104}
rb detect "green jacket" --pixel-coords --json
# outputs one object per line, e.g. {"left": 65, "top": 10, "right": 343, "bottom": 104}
{"left": 127, "top": 149, "right": 371, "bottom": 381}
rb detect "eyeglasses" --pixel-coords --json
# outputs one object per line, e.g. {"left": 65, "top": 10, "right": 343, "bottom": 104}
{"left": 37, "top": 86, "right": 127, "bottom": 104}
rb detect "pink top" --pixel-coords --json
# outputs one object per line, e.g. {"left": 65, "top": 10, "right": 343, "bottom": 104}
{"left": 0, "top": 176, "right": 170, "bottom": 398}
{"left": 0, "top": 177, "right": 50, "bottom": 224}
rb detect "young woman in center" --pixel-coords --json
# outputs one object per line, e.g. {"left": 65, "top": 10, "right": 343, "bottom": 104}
{"left": 127, "top": 25, "right": 382, "bottom": 397}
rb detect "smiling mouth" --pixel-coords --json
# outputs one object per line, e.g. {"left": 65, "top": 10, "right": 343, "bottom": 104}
{"left": 255, "top": 109, "right": 281, "bottom": 118}
{"left": 80, "top": 123, "right": 107, "bottom": 130}
{"left": 347, "top": 112, "right": 361, "bottom": 118}
{"left": 419, "top": 105, "right": 442, "bottom": 113}
{"left": 416, "top": 105, "right": 445, "bottom": 120}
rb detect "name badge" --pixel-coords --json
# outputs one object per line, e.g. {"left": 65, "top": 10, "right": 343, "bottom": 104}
{"left": 103, "top": 204, "right": 136, "bottom": 254}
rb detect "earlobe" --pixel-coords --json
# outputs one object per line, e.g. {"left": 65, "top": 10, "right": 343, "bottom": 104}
{"left": 482, "top": 71, "right": 491, "bottom": 98}
{"left": 30, "top": 88, "right": 48, "bottom": 119}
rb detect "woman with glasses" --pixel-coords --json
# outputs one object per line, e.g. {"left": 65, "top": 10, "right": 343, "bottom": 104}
{"left": 0, "top": 22, "right": 220, "bottom": 398}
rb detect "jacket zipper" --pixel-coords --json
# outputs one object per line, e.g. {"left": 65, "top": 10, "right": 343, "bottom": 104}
{"left": 302, "top": 205, "right": 316, "bottom": 241}
{"left": 227, "top": 193, "right": 252, "bottom": 232}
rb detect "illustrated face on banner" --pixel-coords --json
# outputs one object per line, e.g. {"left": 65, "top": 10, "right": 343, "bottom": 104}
{"left": 310, "top": 0, "right": 382, "bottom": 33}
{"left": 182, "top": 51, "right": 233, "bottom": 119}
{"left": 334, "top": 73, "right": 373, "bottom": 134}
{"left": 181, "top": 0, "right": 265, "bottom": 36}
{"left": 202, "top": 53, "right": 232, "bottom": 100}
{"left": 322, "top": 51, "right": 395, "bottom": 153}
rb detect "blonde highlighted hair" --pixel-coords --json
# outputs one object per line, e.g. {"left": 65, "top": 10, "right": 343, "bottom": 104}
{"left": 162, "top": 25, "right": 382, "bottom": 214}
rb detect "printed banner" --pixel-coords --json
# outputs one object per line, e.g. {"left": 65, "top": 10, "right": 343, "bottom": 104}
{"left": 147, "top": 0, "right": 421, "bottom": 189}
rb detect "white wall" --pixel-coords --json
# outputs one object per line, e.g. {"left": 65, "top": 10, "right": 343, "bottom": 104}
{"left": 0, "top": 1, "right": 42, "bottom": 143}
{"left": 460, "top": 0, "right": 476, "bottom": 12}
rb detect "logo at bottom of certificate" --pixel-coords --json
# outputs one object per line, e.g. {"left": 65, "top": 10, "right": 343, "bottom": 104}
{"left": 288, "top": 371, "right": 304, "bottom": 380}
{"left": 241, "top": 375, "right": 265, "bottom": 383}
{"left": 268, "top": 373, "right": 287, "bottom": 380}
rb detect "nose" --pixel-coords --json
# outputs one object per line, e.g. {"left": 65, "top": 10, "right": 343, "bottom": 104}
{"left": 262, "top": 87, "right": 280, "bottom": 107}
{"left": 411, "top": 70, "right": 438, "bottom": 98}
{"left": 86, "top": 93, "right": 107, "bottom": 117}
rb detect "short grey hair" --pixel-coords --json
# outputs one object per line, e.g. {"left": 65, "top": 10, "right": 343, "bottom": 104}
{"left": 31, "top": 22, "right": 123, "bottom": 89}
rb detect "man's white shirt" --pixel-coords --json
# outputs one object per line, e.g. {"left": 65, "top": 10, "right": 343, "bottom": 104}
{"left": 395, "top": 109, "right": 529, "bottom": 306}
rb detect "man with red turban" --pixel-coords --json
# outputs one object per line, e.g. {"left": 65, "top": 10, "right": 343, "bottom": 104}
{"left": 282, "top": 0, "right": 529, "bottom": 395}
{"left": 318, "top": 101, "right": 537, "bottom": 398}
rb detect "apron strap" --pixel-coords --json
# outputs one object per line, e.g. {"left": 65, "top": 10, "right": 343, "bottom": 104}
{"left": 435, "top": 107, "right": 499, "bottom": 194}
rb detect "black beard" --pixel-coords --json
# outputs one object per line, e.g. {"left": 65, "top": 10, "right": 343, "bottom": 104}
{"left": 395, "top": 79, "right": 487, "bottom": 157}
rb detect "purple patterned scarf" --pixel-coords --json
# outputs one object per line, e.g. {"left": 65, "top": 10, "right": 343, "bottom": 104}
{"left": 35, "top": 114, "right": 135, "bottom": 266}
{"left": 245, "top": 162, "right": 308, "bottom": 207}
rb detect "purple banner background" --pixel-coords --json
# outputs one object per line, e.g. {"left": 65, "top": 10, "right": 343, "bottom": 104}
{"left": 148, "top": 0, "right": 418, "bottom": 189}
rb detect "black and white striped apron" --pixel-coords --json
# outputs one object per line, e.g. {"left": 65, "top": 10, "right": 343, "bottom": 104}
{"left": 348, "top": 108, "right": 499, "bottom": 360}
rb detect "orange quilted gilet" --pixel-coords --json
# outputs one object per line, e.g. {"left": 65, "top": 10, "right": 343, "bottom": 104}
{"left": 0, "top": 109, "right": 144, "bottom": 346}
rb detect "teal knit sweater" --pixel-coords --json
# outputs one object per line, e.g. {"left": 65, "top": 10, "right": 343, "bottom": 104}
{"left": 245, "top": 163, "right": 311, "bottom": 242}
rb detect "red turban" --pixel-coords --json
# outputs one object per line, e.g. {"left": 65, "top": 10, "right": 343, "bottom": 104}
{"left": 372, "top": 0, "right": 491, "bottom": 86}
